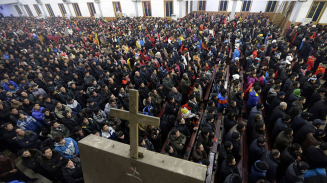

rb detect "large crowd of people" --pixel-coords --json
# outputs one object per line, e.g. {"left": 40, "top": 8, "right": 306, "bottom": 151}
{"left": 0, "top": 11, "right": 326, "bottom": 183}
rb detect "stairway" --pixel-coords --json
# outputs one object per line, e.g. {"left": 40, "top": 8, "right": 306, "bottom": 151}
{"left": 271, "top": 1, "right": 294, "bottom": 28}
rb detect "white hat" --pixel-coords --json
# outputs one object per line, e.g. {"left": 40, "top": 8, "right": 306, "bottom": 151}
{"left": 272, "top": 40, "right": 276, "bottom": 43}
{"left": 235, "top": 57, "right": 239, "bottom": 60}
{"left": 312, "top": 25, "right": 316, "bottom": 28}
{"left": 232, "top": 74, "right": 240, "bottom": 80}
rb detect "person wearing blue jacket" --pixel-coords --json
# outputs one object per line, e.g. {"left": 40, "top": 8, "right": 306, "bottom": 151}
{"left": 218, "top": 89, "right": 228, "bottom": 111}
{"left": 233, "top": 46, "right": 240, "bottom": 60}
{"left": 250, "top": 160, "right": 269, "bottom": 182}
{"left": 32, "top": 103, "right": 44, "bottom": 123}
{"left": 54, "top": 135, "right": 79, "bottom": 159}
{"left": 16, "top": 113, "right": 43, "bottom": 133}
{"left": 2, "top": 78, "right": 19, "bottom": 91}
{"left": 247, "top": 86, "right": 261, "bottom": 114}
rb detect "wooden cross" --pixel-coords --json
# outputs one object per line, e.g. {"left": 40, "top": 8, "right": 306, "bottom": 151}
{"left": 110, "top": 89, "right": 160, "bottom": 159}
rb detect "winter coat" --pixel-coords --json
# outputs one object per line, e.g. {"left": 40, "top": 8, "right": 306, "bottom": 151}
{"left": 275, "top": 131, "right": 293, "bottom": 152}
{"left": 150, "top": 93, "right": 162, "bottom": 112}
{"left": 280, "top": 147, "right": 298, "bottom": 172}
{"left": 291, "top": 114, "right": 309, "bottom": 134}
{"left": 101, "top": 127, "right": 117, "bottom": 140}
{"left": 82, "top": 118, "right": 100, "bottom": 135}
{"left": 93, "top": 110, "right": 108, "bottom": 124}
{"left": 181, "top": 78, "right": 191, "bottom": 95}
{"left": 140, "top": 139, "right": 155, "bottom": 151}
{"left": 55, "top": 105, "right": 72, "bottom": 119}
{"left": 218, "top": 159, "right": 240, "bottom": 183}
{"left": 176, "top": 123, "right": 190, "bottom": 138}
{"left": 288, "top": 100, "right": 303, "bottom": 119}
{"left": 303, "top": 145, "right": 327, "bottom": 169}
{"left": 269, "top": 96, "right": 284, "bottom": 113}
{"left": 192, "top": 148, "right": 208, "bottom": 163}
{"left": 51, "top": 124, "right": 71, "bottom": 138}
{"left": 249, "top": 139, "right": 266, "bottom": 164}
{"left": 218, "top": 93, "right": 228, "bottom": 108}
{"left": 294, "top": 122, "right": 317, "bottom": 145}
{"left": 0, "top": 154, "right": 17, "bottom": 178}
{"left": 247, "top": 90, "right": 259, "bottom": 109}
{"left": 169, "top": 91, "right": 182, "bottom": 104}
{"left": 62, "top": 157, "right": 84, "bottom": 183}
{"left": 168, "top": 130, "right": 186, "bottom": 152}
{"left": 17, "top": 115, "right": 43, "bottom": 132}
{"left": 250, "top": 160, "right": 268, "bottom": 182}
{"left": 16, "top": 131, "right": 41, "bottom": 149}
{"left": 21, "top": 149, "right": 43, "bottom": 172}
{"left": 32, "top": 107, "right": 45, "bottom": 122}
{"left": 302, "top": 133, "right": 323, "bottom": 149}
{"left": 54, "top": 138, "right": 79, "bottom": 159}
{"left": 165, "top": 102, "right": 178, "bottom": 116}
{"left": 283, "top": 163, "right": 305, "bottom": 183}
{"left": 58, "top": 90, "right": 75, "bottom": 104}
{"left": 163, "top": 78, "right": 174, "bottom": 95}
{"left": 224, "top": 117, "right": 238, "bottom": 134}
{"left": 308, "top": 100, "right": 327, "bottom": 121}
{"left": 272, "top": 118, "right": 289, "bottom": 141}
{"left": 268, "top": 107, "right": 285, "bottom": 129}
{"left": 260, "top": 151, "right": 280, "bottom": 182}
{"left": 66, "top": 100, "right": 82, "bottom": 115}
{"left": 40, "top": 150, "right": 67, "bottom": 176}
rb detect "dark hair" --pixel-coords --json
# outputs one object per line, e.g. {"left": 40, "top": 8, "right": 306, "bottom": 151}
{"left": 41, "top": 146, "right": 51, "bottom": 154}
{"left": 224, "top": 141, "right": 233, "bottom": 149}
{"left": 226, "top": 155, "right": 235, "bottom": 164}
{"left": 271, "top": 149, "right": 280, "bottom": 157}
{"left": 42, "top": 108, "right": 50, "bottom": 113}
{"left": 17, "top": 149, "right": 27, "bottom": 157}
{"left": 282, "top": 114, "right": 291, "bottom": 121}
{"left": 201, "top": 127, "right": 209, "bottom": 135}
{"left": 54, "top": 135, "right": 64, "bottom": 142}
{"left": 171, "top": 128, "right": 178, "bottom": 136}
{"left": 62, "top": 110, "right": 71, "bottom": 117}
{"left": 299, "top": 96, "right": 306, "bottom": 101}
{"left": 284, "top": 128, "right": 293, "bottom": 135}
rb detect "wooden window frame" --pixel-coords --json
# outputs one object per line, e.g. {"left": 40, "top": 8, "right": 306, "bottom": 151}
{"left": 265, "top": 1, "right": 277, "bottom": 13}
{"left": 14, "top": 5, "right": 22, "bottom": 15}
{"left": 58, "top": 3, "right": 67, "bottom": 17}
{"left": 164, "top": 0, "right": 174, "bottom": 17}
{"left": 241, "top": 0, "right": 252, "bottom": 12}
{"left": 198, "top": 0, "right": 206, "bottom": 11}
{"left": 87, "top": 2, "right": 96, "bottom": 16}
{"left": 45, "top": 4, "right": 55, "bottom": 17}
{"left": 112, "top": 1, "right": 122, "bottom": 17}
{"left": 24, "top": 5, "right": 33, "bottom": 17}
{"left": 142, "top": 1, "right": 152, "bottom": 17}
{"left": 72, "top": 3, "right": 82, "bottom": 17}
{"left": 306, "top": 1, "right": 327, "bottom": 23}
{"left": 219, "top": 0, "right": 228, "bottom": 12}
{"left": 33, "top": 4, "right": 42, "bottom": 16}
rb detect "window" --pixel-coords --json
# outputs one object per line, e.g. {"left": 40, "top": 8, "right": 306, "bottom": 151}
{"left": 24, "top": 5, "right": 33, "bottom": 17}
{"left": 164, "top": 1, "right": 173, "bottom": 17}
{"left": 219, "top": 0, "right": 228, "bottom": 12}
{"left": 72, "top": 3, "right": 82, "bottom": 17}
{"left": 198, "top": 1, "right": 206, "bottom": 11}
{"left": 87, "top": 2, "right": 96, "bottom": 16}
{"left": 14, "top": 5, "right": 22, "bottom": 15}
{"left": 266, "top": 1, "right": 277, "bottom": 13}
{"left": 307, "top": 1, "right": 326, "bottom": 22}
{"left": 113, "top": 1, "right": 122, "bottom": 15}
{"left": 143, "top": 1, "right": 151, "bottom": 17}
{"left": 33, "top": 4, "right": 42, "bottom": 16}
{"left": 241, "top": 0, "right": 252, "bottom": 12}
{"left": 58, "top": 3, "right": 67, "bottom": 16}
{"left": 45, "top": 4, "right": 55, "bottom": 17}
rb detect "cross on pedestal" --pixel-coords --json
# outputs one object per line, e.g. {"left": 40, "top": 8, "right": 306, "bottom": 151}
{"left": 110, "top": 89, "right": 160, "bottom": 159}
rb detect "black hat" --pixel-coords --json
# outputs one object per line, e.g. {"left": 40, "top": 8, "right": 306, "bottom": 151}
{"left": 313, "top": 119, "right": 326, "bottom": 126}
{"left": 257, "top": 103, "right": 264, "bottom": 109}
{"left": 301, "top": 112, "right": 313, "bottom": 118}
{"left": 315, "top": 129, "right": 326, "bottom": 136}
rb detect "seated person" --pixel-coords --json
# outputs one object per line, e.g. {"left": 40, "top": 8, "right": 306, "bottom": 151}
{"left": 54, "top": 134, "right": 79, "bottom": 159}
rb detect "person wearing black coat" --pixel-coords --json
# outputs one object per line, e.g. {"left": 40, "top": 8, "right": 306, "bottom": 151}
{"left": 62, "top": 111, "right": 81, "bottom": 132}
{"left": 74, "top": 87, "right": 88, "bottom": 108}
{"left": 303, "top": 143, "right": 327, "bottom": 169}
{"left": 268, "top": 103, "right": 286, "bottom": 130}
{"left": 280, "top": 143, "right": 303, "bottom": 173}
{"left": 225, "top": 101, "right": 239, "bottom": 117}
{"left": 282, "top": 161, "right": 308, "bottom": 183}
{"left": 286, "top": 92, "right": 299, "bottom": 111}
{"left": 291, "top": 112, "right": 311, "bottom": 134}
{"left": 307, "top": 88, "right": 326, "bottom": 109}
{"left": 269, "top": 92, "right": 285, "bottom": 114}
{"left": 260, "top": 149, "right": 280, "bottom": 182}
{"left": 294, "top": 119, "right": 325, "bottom": 145}
{"left": 251, "top": 122, "right": 266, "bottom": 143}
{"left": 301, "top": 78, "right": 316, "bottom": 104}
{"left": 62, "top": 157, "right": 84, "bottom": 183}
{"left": 229, "top": 132, "right": 241, "bottom": 163}
{"left": 249, "top": 137, "right": 267, "bottom": 168}
{"left": 218, "top": 156, "right": 240, "bottom": 183}
{"left": 271, "top": 115, "right": 291, "bottom": 143}
{"left": 308, "top": 99, "right": 327, "bottom": 121}
{"left": 218, "top": 141, "right": 233, "bottom": 168}
{"left": 40, "top": 148, "right": 68, "bottom": 181}
{"left": 232, "top": 91, "right": 244, "bottom": 116}
{"left": 164, "top": 96, "right": 179, "bottom": 117}
{"left": 176, "top": 117, "right": 191, "bottom": 138}
{"left": 224, "top": 112, "right": 238, "bottom": 134}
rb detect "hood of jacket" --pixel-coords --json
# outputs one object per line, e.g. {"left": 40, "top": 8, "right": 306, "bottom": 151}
{"left": 67, "top": 100, "right": 78, "bottom": 109}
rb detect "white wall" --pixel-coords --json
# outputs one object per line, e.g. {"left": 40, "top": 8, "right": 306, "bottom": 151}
{"left": 320, "top": 8, "right": 327, "bottom": 24}
{"left": 250, "top": 0, "right": 267, "bottom": 13}
{"left": 0, "top": 4, "right": 20, "bottom": 17}
{"left": 295, "top": 0, "right": 313, "bottom": 22}
{"left": 206, "top": 0, "right": 219, "bottom": 12}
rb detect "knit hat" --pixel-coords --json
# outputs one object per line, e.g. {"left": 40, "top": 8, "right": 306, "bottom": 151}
{"left": 313, "top": 119, "right": 326, "bottom": 126}
{"left": 277, "top": 91, "right": 286, "bottom": 97}
{"left": 257, "top": 161, "right": 269, "bottom": 170}
{"left": 315, "top": 129, "right": 326, "bottom": 136}
{"left": 164, "top": 145, "right": 171, "bottom": 152}
{"left": 293, "top": 89, "right": 301, "bottom": 98}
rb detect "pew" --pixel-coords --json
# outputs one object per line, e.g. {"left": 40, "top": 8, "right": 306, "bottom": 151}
{"left": 183, "top": 109, "right": 204, "bottom": 160}
{"left": 157, "top": 102, "right": 167, "bottom": 118}
{"left": 204, "top": 64, "right": 218, "bottom": 101}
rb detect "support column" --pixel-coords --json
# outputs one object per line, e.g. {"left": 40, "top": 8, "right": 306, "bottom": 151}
{"left": 64, "top": 2, "right": 73, "bottom": 18}
{"left": 96, "top": 1, "right": 103, "bottom": 18}
{"left": 134, "top": 2, "right": 138, "bottom": 17}
{"left": 179, "top": 0, "right": 183, "bottom": 19}
{"left": 230, "top": 0, "right": 237, "bottom": 20}
{"left": 17, "top": 0, "right": 27, "bottom": 17}
{"left": 37, "top": 0, "right": 47, "bottom": 18}
{"left": 291, "top": 1, "right": 303, "bottom": 24}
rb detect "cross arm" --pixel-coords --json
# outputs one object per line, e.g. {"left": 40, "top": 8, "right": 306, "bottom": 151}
{"left": 110, "top": 108, "right": 160, "bottom": 126}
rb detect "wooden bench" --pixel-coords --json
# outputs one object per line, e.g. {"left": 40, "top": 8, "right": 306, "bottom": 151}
{"left": 204, "top": 64, "right": 218, "bottom": 101}
{"left": 183, "top": 109, "right": 204, "bottom": 160}
{"left": 157, "top": 102, "right": 167, "bottom": 118}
